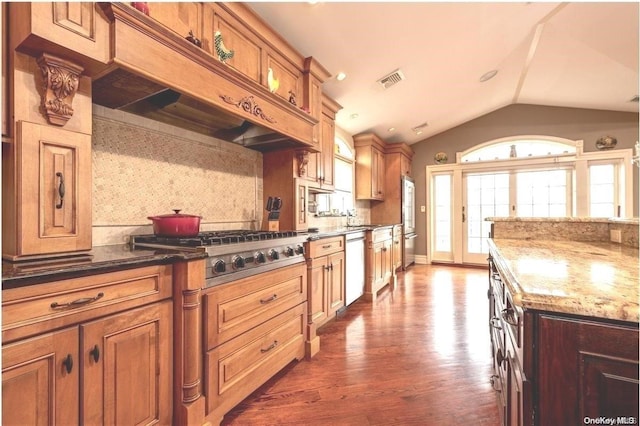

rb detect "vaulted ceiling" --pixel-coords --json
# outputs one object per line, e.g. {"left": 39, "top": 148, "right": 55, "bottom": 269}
{"left": 247, "top": 2, "right": 639, "bottom": 145}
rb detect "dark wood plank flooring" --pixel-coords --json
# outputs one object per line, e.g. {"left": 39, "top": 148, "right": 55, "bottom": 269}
{"left": 222, "top": 264, "right": 500, "bottom": 425}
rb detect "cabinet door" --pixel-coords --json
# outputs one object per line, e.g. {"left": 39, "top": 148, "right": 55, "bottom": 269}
{"left": 327, "top": 251, "right": 345, "bottom": 315}
{"left": 382, "top": 240, "right": 393, "bottom": 283}
{"left": 81, "top": 301, "right": 173, "bottom": 425}
{"left": 319, "top": 113, "right": 335, "bottom": 190}
{"left": 2, "top": 327, "right": 79, "bottom": 425}
{"left": 372, "top": 241, "right": 385, "bottom": 288}
{"left": 209, "top": 5, "right": 262, "bottom": 82}
{"left": 294, "top": 179, "right": 308, "bottom": 231}
{"left": 308, "top": 257, "right": 328, "bottom": 326}
{"left": 373, "top": 148, "right": 385, "bottom": 199}
{"left": 537, "top": 315, "right": 639, "bottom": 425}
{"left": 12, "top": 121, "right": 91, "bottom": 257}
{"left": 266, "top": 52, "right": 302, "bottom": 104}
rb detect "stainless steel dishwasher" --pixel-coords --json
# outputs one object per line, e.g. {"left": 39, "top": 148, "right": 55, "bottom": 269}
{"left": 345, "top": 230, "right": 366, "bottom": 305}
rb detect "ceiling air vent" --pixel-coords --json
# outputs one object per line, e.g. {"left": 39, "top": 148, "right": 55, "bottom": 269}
{"left": 377, "top": 69, "right": 406, "bottom": 90}
{"left": 630, "top": 95, "right": 639, "bottom": 103}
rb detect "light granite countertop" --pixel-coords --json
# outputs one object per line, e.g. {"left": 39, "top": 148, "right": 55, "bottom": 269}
{"left": 489, "top": 238, "right": 639, "bottom": 323}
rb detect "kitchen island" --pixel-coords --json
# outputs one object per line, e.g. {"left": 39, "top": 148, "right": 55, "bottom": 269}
{"left": 487, "top": 220, "right": 639, "bottom": 426}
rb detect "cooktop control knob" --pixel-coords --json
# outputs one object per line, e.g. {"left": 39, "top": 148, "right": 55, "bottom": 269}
{"left": 295, "top": 245, "right": 305, "bottom": 255}
{"left": 255, "top": 252, "right": 266, "bottom": 264}
{"left": 285, "top": 246, "right": 295, "bottom": 257}
{"left": 232, "top": 256, "right": 245, "bottom": 269}
{"left": 269, "top": 249, "right": 279, "bottom": 260}
{"left": 213, "top": 260, "right": 226, "bottom": 274}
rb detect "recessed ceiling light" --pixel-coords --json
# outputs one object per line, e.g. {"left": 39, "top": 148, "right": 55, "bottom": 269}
{"left": 336, "top": 72, "right": 347, "bottom": 81}
{"left": 415, "top": 130, "right": 423, "bottom": 135}
{"left": 388, "top": 127, "right": 395, "bottom": 132}
{"left": 479, "top": 69, "right": 498, "bottom": 82}
{"left": 350, "top": 113, "right": 359, "bottom": 119}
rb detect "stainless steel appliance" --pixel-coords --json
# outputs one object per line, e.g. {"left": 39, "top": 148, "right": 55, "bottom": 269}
{"left": 131, "top": 230, "right": 307, "bottom": 287}
{"left": 345, "top": 230, "right": 366, "bottom": 305}
{"left": 402, "top": 176, "right": 416, "bottom": 269}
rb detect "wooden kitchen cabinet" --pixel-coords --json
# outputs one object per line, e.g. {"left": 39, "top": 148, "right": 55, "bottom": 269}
{"left": 9, "top": 2, "right": 110, "bottom": 67}
{"left": 371, "top": 142, "right": 414, "bottom": 225}
{"left": 81, "top": 301, "right": 173, "bottom": 425}
{"left": 3, "top": 121, "right": 92, "bottom": 261}
{"left": 354, "top": 133, "right": 386, "bottom": 200}
{"left": 305, "top": 236, "right": 345, "bottom": 356}
{"left": 302, "top": 57, "right": 327, "bottom": 149}
{"left": 262, "top": 153, "right": 310, "bottom": 231}
{"left": 488, "top": 252, "right": 639, "bottom": 426}
{"left": 392, "top": 224, "right": 403, "bottom": 272}
{"left": 364, "top": 227, "right": 395, "bottom": 301}
{"left": 2, "top": 265, "right": 174, "bottom": 425}
{"left": 202, "top": 263, "right": 307, "bottom": 424}
{"left": 2, "top": 327, "right": 79, "bottom": 425}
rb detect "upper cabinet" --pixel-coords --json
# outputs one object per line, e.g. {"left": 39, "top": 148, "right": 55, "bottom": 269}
{"left": 371, "top": 142, "right": 414, "bottom": 224}
{"left": 354, "top": 133, "right": 387, "bottom": 201}
{"left": 9, "top": 2, "right": 110, "bottom": 76}
{"left": 3, "top": 122, "right": 92, "bottom": 260}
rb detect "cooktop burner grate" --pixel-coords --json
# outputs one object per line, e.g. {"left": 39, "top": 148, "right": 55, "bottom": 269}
{"left": 131, "top": 230, "right": 301, "bottom": 248}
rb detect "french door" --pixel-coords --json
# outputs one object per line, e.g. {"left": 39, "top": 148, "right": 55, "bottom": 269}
{"left": 430, "top": 166, "right": 573, "bottom": 265}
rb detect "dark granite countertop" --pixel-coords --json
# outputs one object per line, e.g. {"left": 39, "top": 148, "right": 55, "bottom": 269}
{"left": 307, "top": 224, "right": 396, "bottom": 240}
{"left": 2, "top": 245, "right": 207, "bottom": 290}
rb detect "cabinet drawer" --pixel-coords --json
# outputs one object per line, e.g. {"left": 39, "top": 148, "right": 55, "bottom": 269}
{"left": 203, "top": 263, "right": 306, "bottom": 350}
{"left": 371, "top": 228, "right": 393, "bottom": 243}
{"left": 204, "top": 303, "right": 306, "bottom": 416}
{"left": 307, "top": 236, "right": 344, "bottom": 258}
{"left": 2, "top": 265, "right": 172, "bottom": 343}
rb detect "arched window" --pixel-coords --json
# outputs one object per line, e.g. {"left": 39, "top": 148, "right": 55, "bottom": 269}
{"left": 459, "top": 136, "right": 578, "bottom": 163}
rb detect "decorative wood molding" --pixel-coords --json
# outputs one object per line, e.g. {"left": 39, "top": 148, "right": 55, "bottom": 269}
{"left": 37, "top": 53, "right": 84, "bottom": 126}
{"left": 296, "top": 149, "right": 309, "bottom": 177}
{"left": 220, "top": 95, "right": 277, "bottom": 124}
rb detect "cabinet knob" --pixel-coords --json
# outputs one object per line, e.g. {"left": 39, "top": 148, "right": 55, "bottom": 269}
{"left": 496, "top": 348, "right": 505, "bottom": 367}
{"left": 62, "top": 354, "right": 73, "bottom": 374}
{"left": 90, "top": 345, "right": 100, "bottom": 363}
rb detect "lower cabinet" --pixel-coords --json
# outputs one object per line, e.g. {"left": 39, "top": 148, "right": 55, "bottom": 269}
{"left": 305, "top": 236, "right": 345, "bottom": 357}
{"left": 2, "top": 327, "right": 79, "bottom": 425}
{"left": 2, "top": 265, "right": 174, "bottom": 425}
{"left": 201, "top": 262, "right": 307, "bottom": 424}
{"left": 488, "top": 253, "right": 639, "bottom": 426}
{"left": 392, "top": 224, "right": 402, "bottom": 272}
{"left": 364, "top": 227, "right": 395, "bottom": 301}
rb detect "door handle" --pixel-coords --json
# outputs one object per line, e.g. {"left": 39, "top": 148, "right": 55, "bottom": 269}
{"left": 55, "top": 172, "right": 65, "bottom": 209}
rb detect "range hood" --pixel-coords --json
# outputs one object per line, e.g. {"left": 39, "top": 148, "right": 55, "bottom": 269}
{"left": 93, "top": 2, "right": 318, "bottom": 153}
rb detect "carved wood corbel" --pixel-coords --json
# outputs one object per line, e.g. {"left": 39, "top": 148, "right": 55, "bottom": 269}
{"left": 296, "top": 149, "right": 309, "bottom": 177}
{"left": 37, "top": 53, "right": 84, "bottom": 126}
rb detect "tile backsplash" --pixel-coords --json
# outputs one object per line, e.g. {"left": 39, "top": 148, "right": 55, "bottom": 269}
{"left": 92, "top": 105, "right": 263, "bottom": 245}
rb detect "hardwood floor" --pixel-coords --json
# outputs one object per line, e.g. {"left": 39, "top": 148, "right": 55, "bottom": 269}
{"left": 222, "top": 264, "right": 501, "bottom": 425}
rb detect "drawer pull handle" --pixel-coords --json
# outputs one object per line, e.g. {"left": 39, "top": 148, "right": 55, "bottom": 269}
{"left": 501, "top": 308, "right": 518, "bottom": 327}
{"left": 496, "top": 348, "right": 505, "bottom": 367}
{"left": 489, "top": 374, "right": 501, "bottom": 393}
{"left": 89, "top": 345, "right": 100, "bottom": 363}
{"left": 486, "top": 289, "right": 492, "bottom": 299}
{"left": 260, "top": 294, "right": 278, "bottom": 304}
{"left": 489, "top": 317, "right": 502, "bottom": 330}
{"left": 55, "top": 172, "right": 65, "bottom": 209}
{"left": 51, "top": 292, "right": 104, "bottom": 309}
{"left": 322, "top": 244, "right": 332, "bottom": 249}
{"left": 62, "top": 354, "right": 73, "bottom": 374}
{"left": 260, "top": 340, "right": 278, "bottom": 353}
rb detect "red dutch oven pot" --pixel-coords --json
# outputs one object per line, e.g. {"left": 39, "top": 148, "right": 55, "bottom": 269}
{"left": 147, "top": 209, "right": 202, "bottom": 237}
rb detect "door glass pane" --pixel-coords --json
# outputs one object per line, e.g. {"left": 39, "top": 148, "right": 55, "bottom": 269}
{"left": 466, "top": 172, "right": 509, "bottom": 254}
{"left": 590, "top": 164, "right": 615, "bottom": 217}
{"left": 516, "top": 169, "right": 567, "bottom": 217}
{"left": 434, "top": 174, "right": 451, "bottom": 252}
